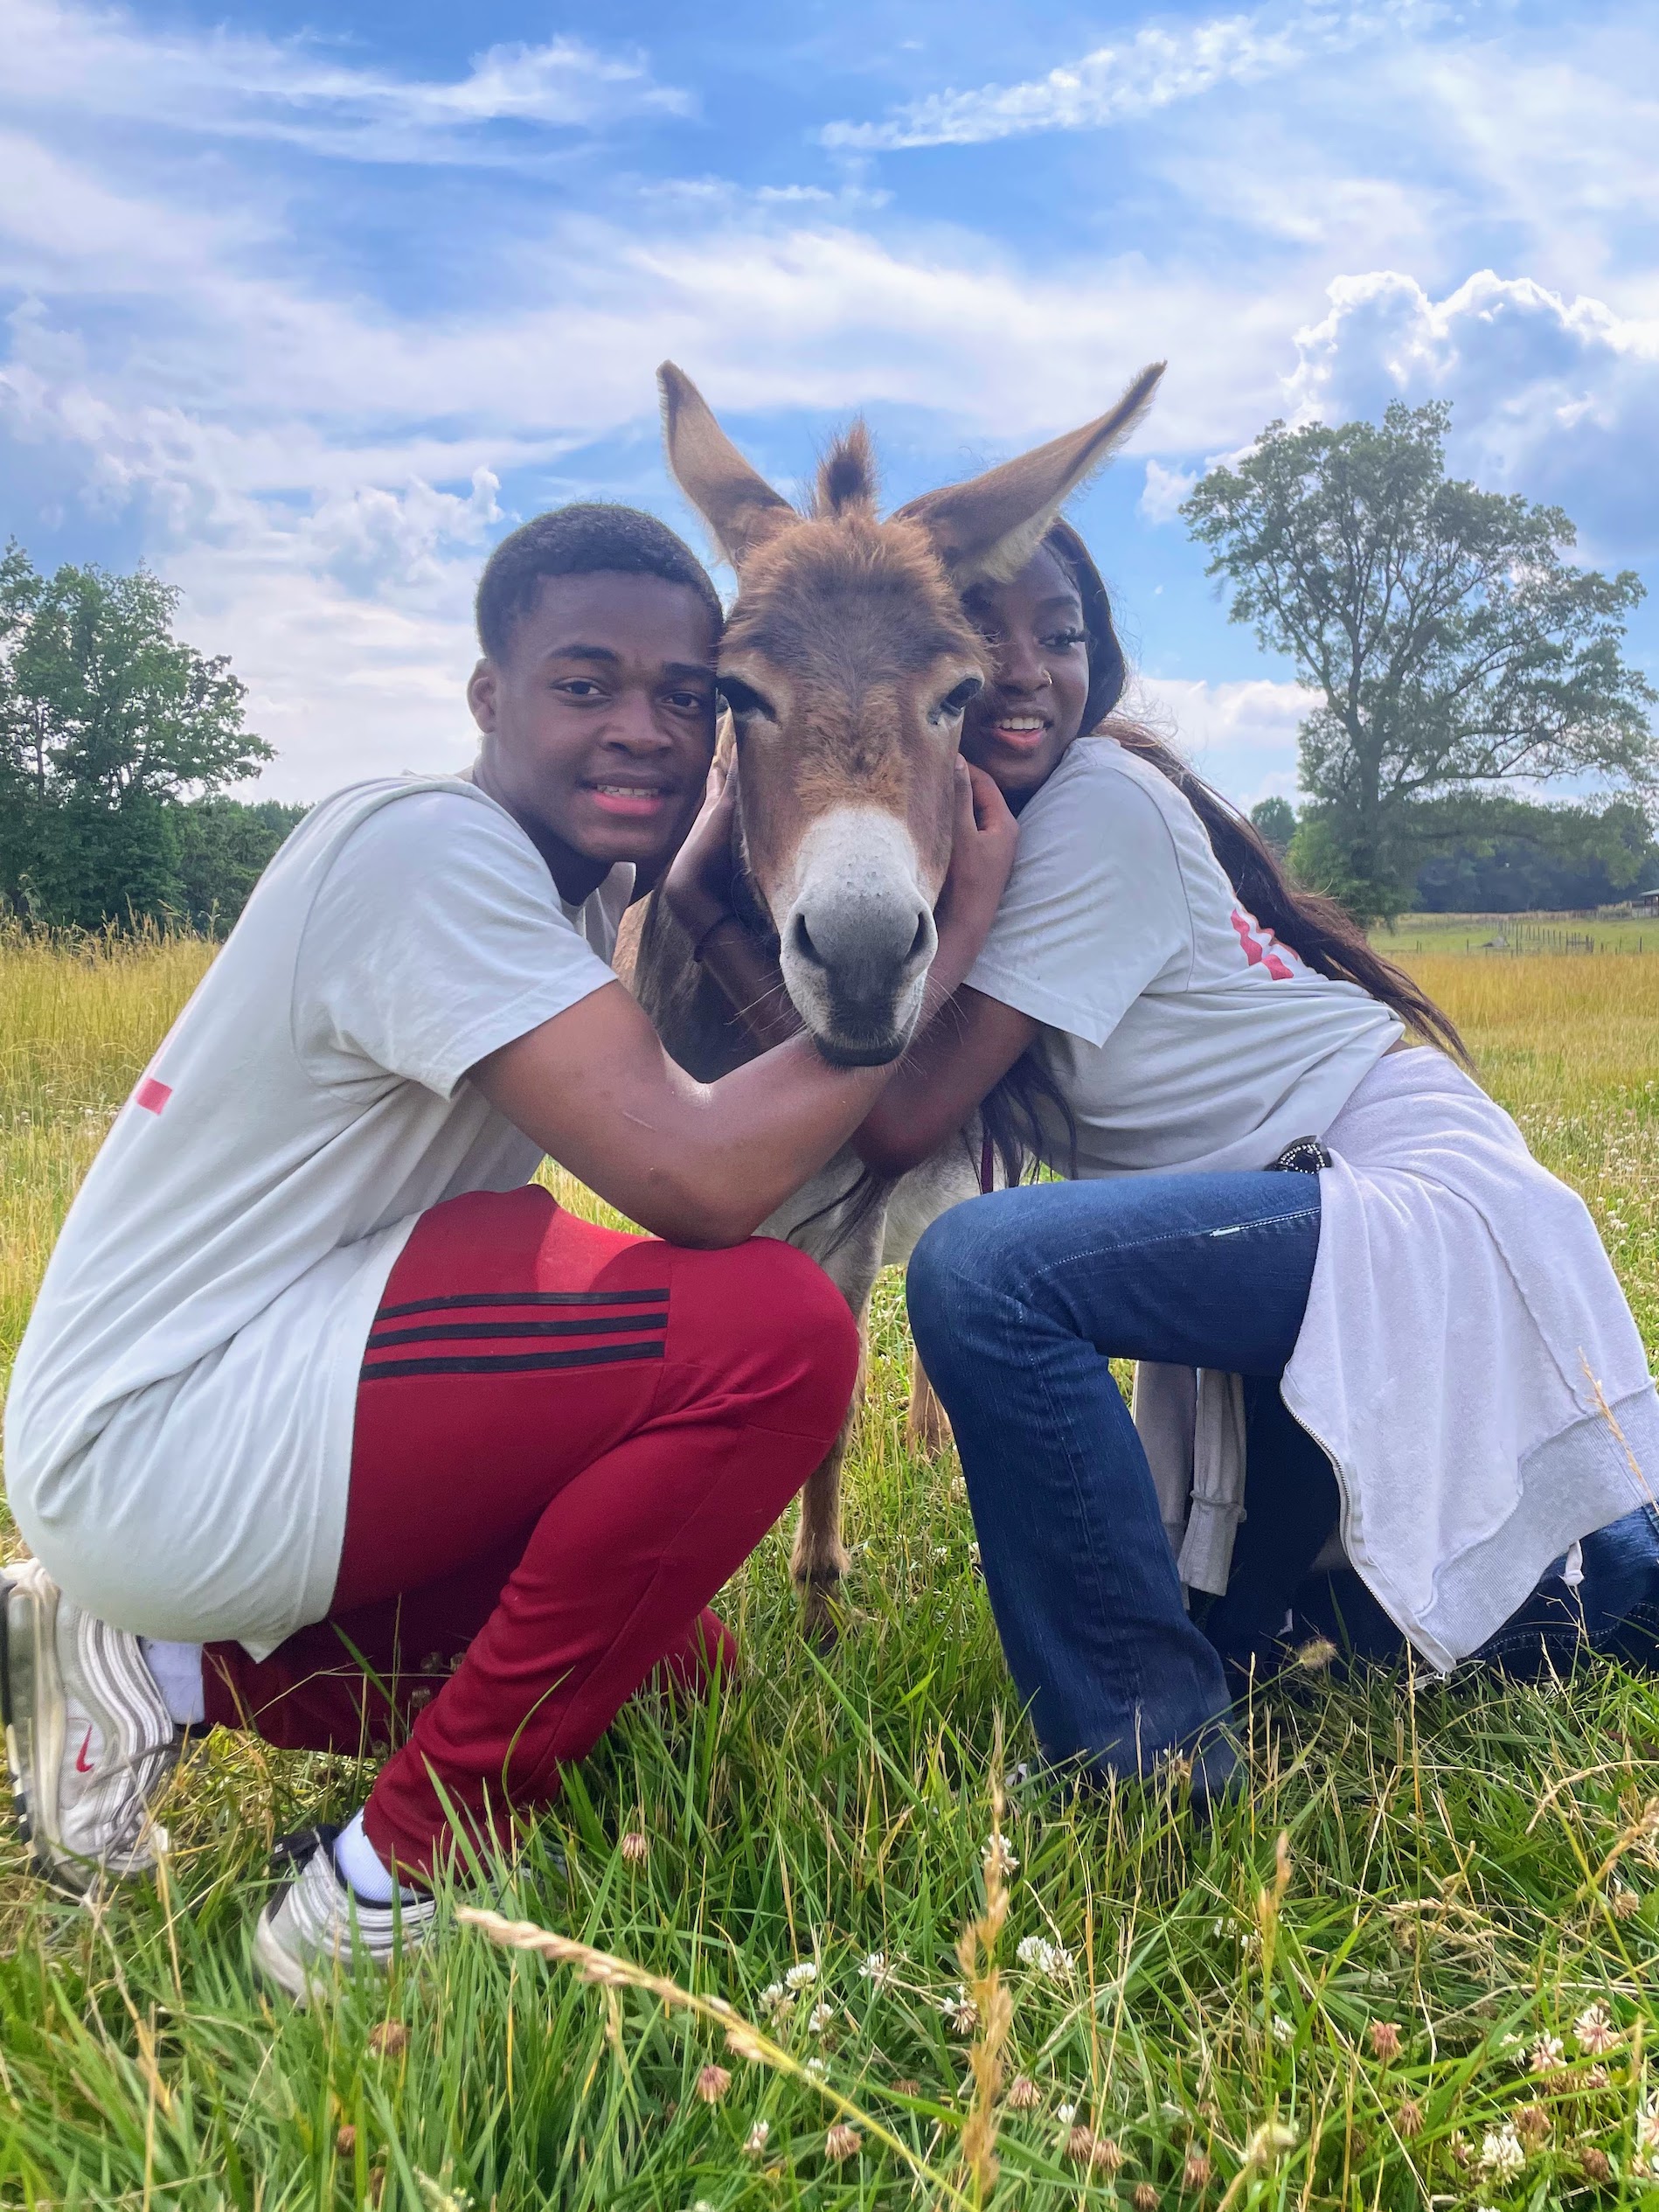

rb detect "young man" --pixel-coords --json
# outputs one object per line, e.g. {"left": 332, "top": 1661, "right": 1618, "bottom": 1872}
{"left": 2, "top": 504, "right": 1012, "bottom": 2000}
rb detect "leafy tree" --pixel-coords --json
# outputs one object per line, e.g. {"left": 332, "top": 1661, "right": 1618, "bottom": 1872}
{"left": 1184, "top": 402, "right": 1657, "bottom": 919}
{"left": 1, "top": 544, "right": 274, "bottom": 928}
{"left": 170, "top": 796, "right": 309, "bottom": 931}
{"left": 1406, "top": 793, "right": 1655, "bottom": 913}
{"left": 1249, "top": 796, "right": 1297, "bottom": 855}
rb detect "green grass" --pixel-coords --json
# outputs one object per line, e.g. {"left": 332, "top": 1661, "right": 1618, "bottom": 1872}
{"left": 4, "top": 930, "right": 1659, "bottom": 2209}
{"left": 1381, "top": 910, "right": 1659, "bottom": 956}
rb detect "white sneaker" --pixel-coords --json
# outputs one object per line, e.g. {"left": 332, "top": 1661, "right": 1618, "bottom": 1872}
{"left": 253, "top": 1826, "right": 436, "bottom": 2004}
{"left": 1, "top": 1556, "right": 179, "bottom": 1891}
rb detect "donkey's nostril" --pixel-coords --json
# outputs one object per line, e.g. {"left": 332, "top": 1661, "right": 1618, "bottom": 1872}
{"left": 907, "top": 911, "right": 932, "bottom": 964}
{"left": 791, "top": 911, "right": 827, "bottom": 969}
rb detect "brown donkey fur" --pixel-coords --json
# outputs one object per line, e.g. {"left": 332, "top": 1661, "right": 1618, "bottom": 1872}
{"left": 627, "top": 361, "right": 1164, "bottom": 1639}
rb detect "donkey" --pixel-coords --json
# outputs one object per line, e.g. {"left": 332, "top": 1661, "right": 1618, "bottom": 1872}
{"left": 627, "top": 360, "right": 1163, "bottom": 1640}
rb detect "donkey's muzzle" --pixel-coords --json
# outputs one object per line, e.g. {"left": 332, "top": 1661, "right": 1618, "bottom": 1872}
{"left": 777, "top": 807, "right": 940, "bottom": 1067}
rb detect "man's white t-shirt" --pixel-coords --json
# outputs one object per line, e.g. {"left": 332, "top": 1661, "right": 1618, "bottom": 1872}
{"left": 964, "top": 736, "right": 1400, "bottom": 1177}
{"left": 4, "top": 776, "right": 630, "bottom": 1659}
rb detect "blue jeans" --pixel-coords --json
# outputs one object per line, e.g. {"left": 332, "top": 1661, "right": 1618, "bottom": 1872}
{"left": 906, "top": 1173, "right": 1659, "bottom": 1788}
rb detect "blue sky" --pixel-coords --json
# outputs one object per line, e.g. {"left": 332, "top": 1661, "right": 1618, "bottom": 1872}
{"left": 3, "top": 0, "right": 1656, "bottom": 805}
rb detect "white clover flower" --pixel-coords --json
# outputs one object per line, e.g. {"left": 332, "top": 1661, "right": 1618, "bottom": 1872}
{"left": 1637, "top": 2097, "right": 1659, "bottom": 2156}
{"left": 744, "top": 2121, "right": 770, "bottom": 2155}
{"left": 806, "top": 2056, "right": 828, "bottom": 2079}
{"left": 785, "top": 1962, "right": 819, "bottom": 1991}
{"left": 983, "top": 1832, "right": 1019, "bottom": 1875}
{"left": 807, "top": 2002, "right": 835, "bottom": 2035}
{"left": 759, "top": 1981, "right": 791, "bottom": 2016}
{"left": 858, "top": 1951, "right": 893, "bottom": 1988}
{"left": 1056, "top": 2102, "right": 1078, "bottom": 2126}
{"left": 1530, "top": 2033, "right": 1565, "bottom": 2075}
{"left": 1015, "top": 1935, "right": 1075, "bottom": 1981}
{"left": 941, "top": 1986, "right": 979, "bottom": 2035}
{"left": 1575, "top": 2001, "right": 1618, "bottom": 2055}
{"left": 1272, "top": 2014, "right": 1295, "bottom": 2045}
{"left": 1480, "top": 2125, "right": 1526, "bottom": 2181}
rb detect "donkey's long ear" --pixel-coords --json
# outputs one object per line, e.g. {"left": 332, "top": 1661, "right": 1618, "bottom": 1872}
{"left": 659, "top": 363, "right": 797, "bottom": 570}
{"left": 897, "top": 363, "right": 1165, "bottom": 585}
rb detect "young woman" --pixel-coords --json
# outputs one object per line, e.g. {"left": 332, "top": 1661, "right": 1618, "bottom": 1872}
{"left": 844, "top": 520, "right": 1659, "bottom": 1798}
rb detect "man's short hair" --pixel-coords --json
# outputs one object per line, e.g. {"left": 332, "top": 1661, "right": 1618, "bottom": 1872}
{"left": 475, "top": 504, "right": 724, "bottom": 663}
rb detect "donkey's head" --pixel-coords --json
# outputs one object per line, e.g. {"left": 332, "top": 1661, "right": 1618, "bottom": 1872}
{"left": 660, "top": 361, "right": 1163, "bottom": 1065}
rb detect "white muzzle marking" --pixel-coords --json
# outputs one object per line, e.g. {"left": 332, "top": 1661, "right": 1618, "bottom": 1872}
{"left": 777, "top": 807, "right": 938, "bottom": 1064}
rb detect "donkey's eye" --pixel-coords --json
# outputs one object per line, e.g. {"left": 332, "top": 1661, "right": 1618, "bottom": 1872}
{"left": 930, "top": 677, "right": 983, "bottom": 726}
{"left": 717, "top": 677, "right": 776, "bottom": 724}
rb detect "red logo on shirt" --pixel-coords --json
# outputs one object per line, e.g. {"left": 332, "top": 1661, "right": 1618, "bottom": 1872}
{"left": 135, "top": 1076, "right": 172, "bottom": 1115}
{"left": 1231, "top": 907, "right": 1296, "bottom": 981}
{"left": 75, "top": 1728, "right": 95, "bottom": 1774}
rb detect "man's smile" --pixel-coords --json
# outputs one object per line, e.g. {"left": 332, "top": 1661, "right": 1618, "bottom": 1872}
{"left": 585, "top": 776, "right": 680, "bottom": 817}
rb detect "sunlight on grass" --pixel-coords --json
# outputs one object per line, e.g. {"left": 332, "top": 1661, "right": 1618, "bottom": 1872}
{"left": 3, "top": 926, "right": 1659, "bottom": 2207}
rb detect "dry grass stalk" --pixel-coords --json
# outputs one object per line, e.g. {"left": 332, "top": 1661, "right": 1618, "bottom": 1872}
{"left": 457, "top": 1906, "right": 973, "bottom": 2209}
{"left": 1254, "top": 1831, "right": 1294, "bottom": 2028}
{"left": 956, "top": 1732, "right": 1017, "bottom": 2201}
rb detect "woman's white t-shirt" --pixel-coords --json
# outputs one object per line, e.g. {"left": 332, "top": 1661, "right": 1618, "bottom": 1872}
{"left": 4, "top": 776, "right": 630, "bottom": 1658}
{"left": 963, "top": 736, "right": 1400, "bottom": 1176}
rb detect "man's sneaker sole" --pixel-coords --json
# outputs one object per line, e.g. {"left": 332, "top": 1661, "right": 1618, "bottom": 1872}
{"left": 1, "top": 1562, "right": 67, "bottom": 1884}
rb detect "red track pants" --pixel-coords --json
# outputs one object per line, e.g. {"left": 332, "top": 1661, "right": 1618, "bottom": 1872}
{"left": 202, "top": 1187, "right": 858, "bottom": 1878}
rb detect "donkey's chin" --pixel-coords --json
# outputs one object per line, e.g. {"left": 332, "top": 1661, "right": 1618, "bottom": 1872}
{"left": 809, "top": 1023, "right": 916, "bottom": 1069}
{"left": 783, "top": 961, "right": 929, "bottom": 1071}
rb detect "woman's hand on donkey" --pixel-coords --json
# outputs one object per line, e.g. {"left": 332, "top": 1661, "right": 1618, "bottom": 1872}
{"left": 931, "top": 760, "right": 1018, "bottom": 992}
{"left": 663, "top": 757, "right": 741, "bottom": 945}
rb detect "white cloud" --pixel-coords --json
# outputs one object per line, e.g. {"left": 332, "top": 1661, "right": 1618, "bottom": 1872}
{"left": 1288, "top": 269, "right": 1659, "bottom": 555}
{"left": 823, "top": 0, "right": 1433, "bottom": 150}
{"left": 1139, "top": 459, "right": 1198, "bottom": 525}
{"left": 1136, "top": 675, "right": 1315, "bottom": 810}
{"left": 2, "top": 0, "right": 689, "bottom": 162}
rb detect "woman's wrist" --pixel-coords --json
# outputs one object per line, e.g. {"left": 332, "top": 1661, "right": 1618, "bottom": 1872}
{"left": 663, "top": 873, "right": 730, "bottom": 932}
{"left": 689, "top": 910, "right": 744, "bottom": 964}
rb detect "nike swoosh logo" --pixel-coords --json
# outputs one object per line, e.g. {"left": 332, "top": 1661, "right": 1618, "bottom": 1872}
{"left": 74, "top": 1728, "right": 95, "bottom": 1774}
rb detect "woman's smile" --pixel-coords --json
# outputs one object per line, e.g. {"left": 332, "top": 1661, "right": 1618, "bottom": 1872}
{"left": 984, "top": 713, "right": 1052, "bottom": 752}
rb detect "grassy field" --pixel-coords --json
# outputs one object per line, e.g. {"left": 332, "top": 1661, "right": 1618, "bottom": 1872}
{"left": 4, "top": 924, "right": 1659, "bottom": 2209}
{"left": 1382, "top": 912, "right": 1659, "bottom": 957}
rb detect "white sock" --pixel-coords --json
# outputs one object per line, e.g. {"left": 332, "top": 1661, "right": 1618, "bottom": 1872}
{"left": 139, "top": 1638, "right": 205, "bottom": 1727}
{"left": 333, "top": 1808, "right": 415, "bottom": 1905}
